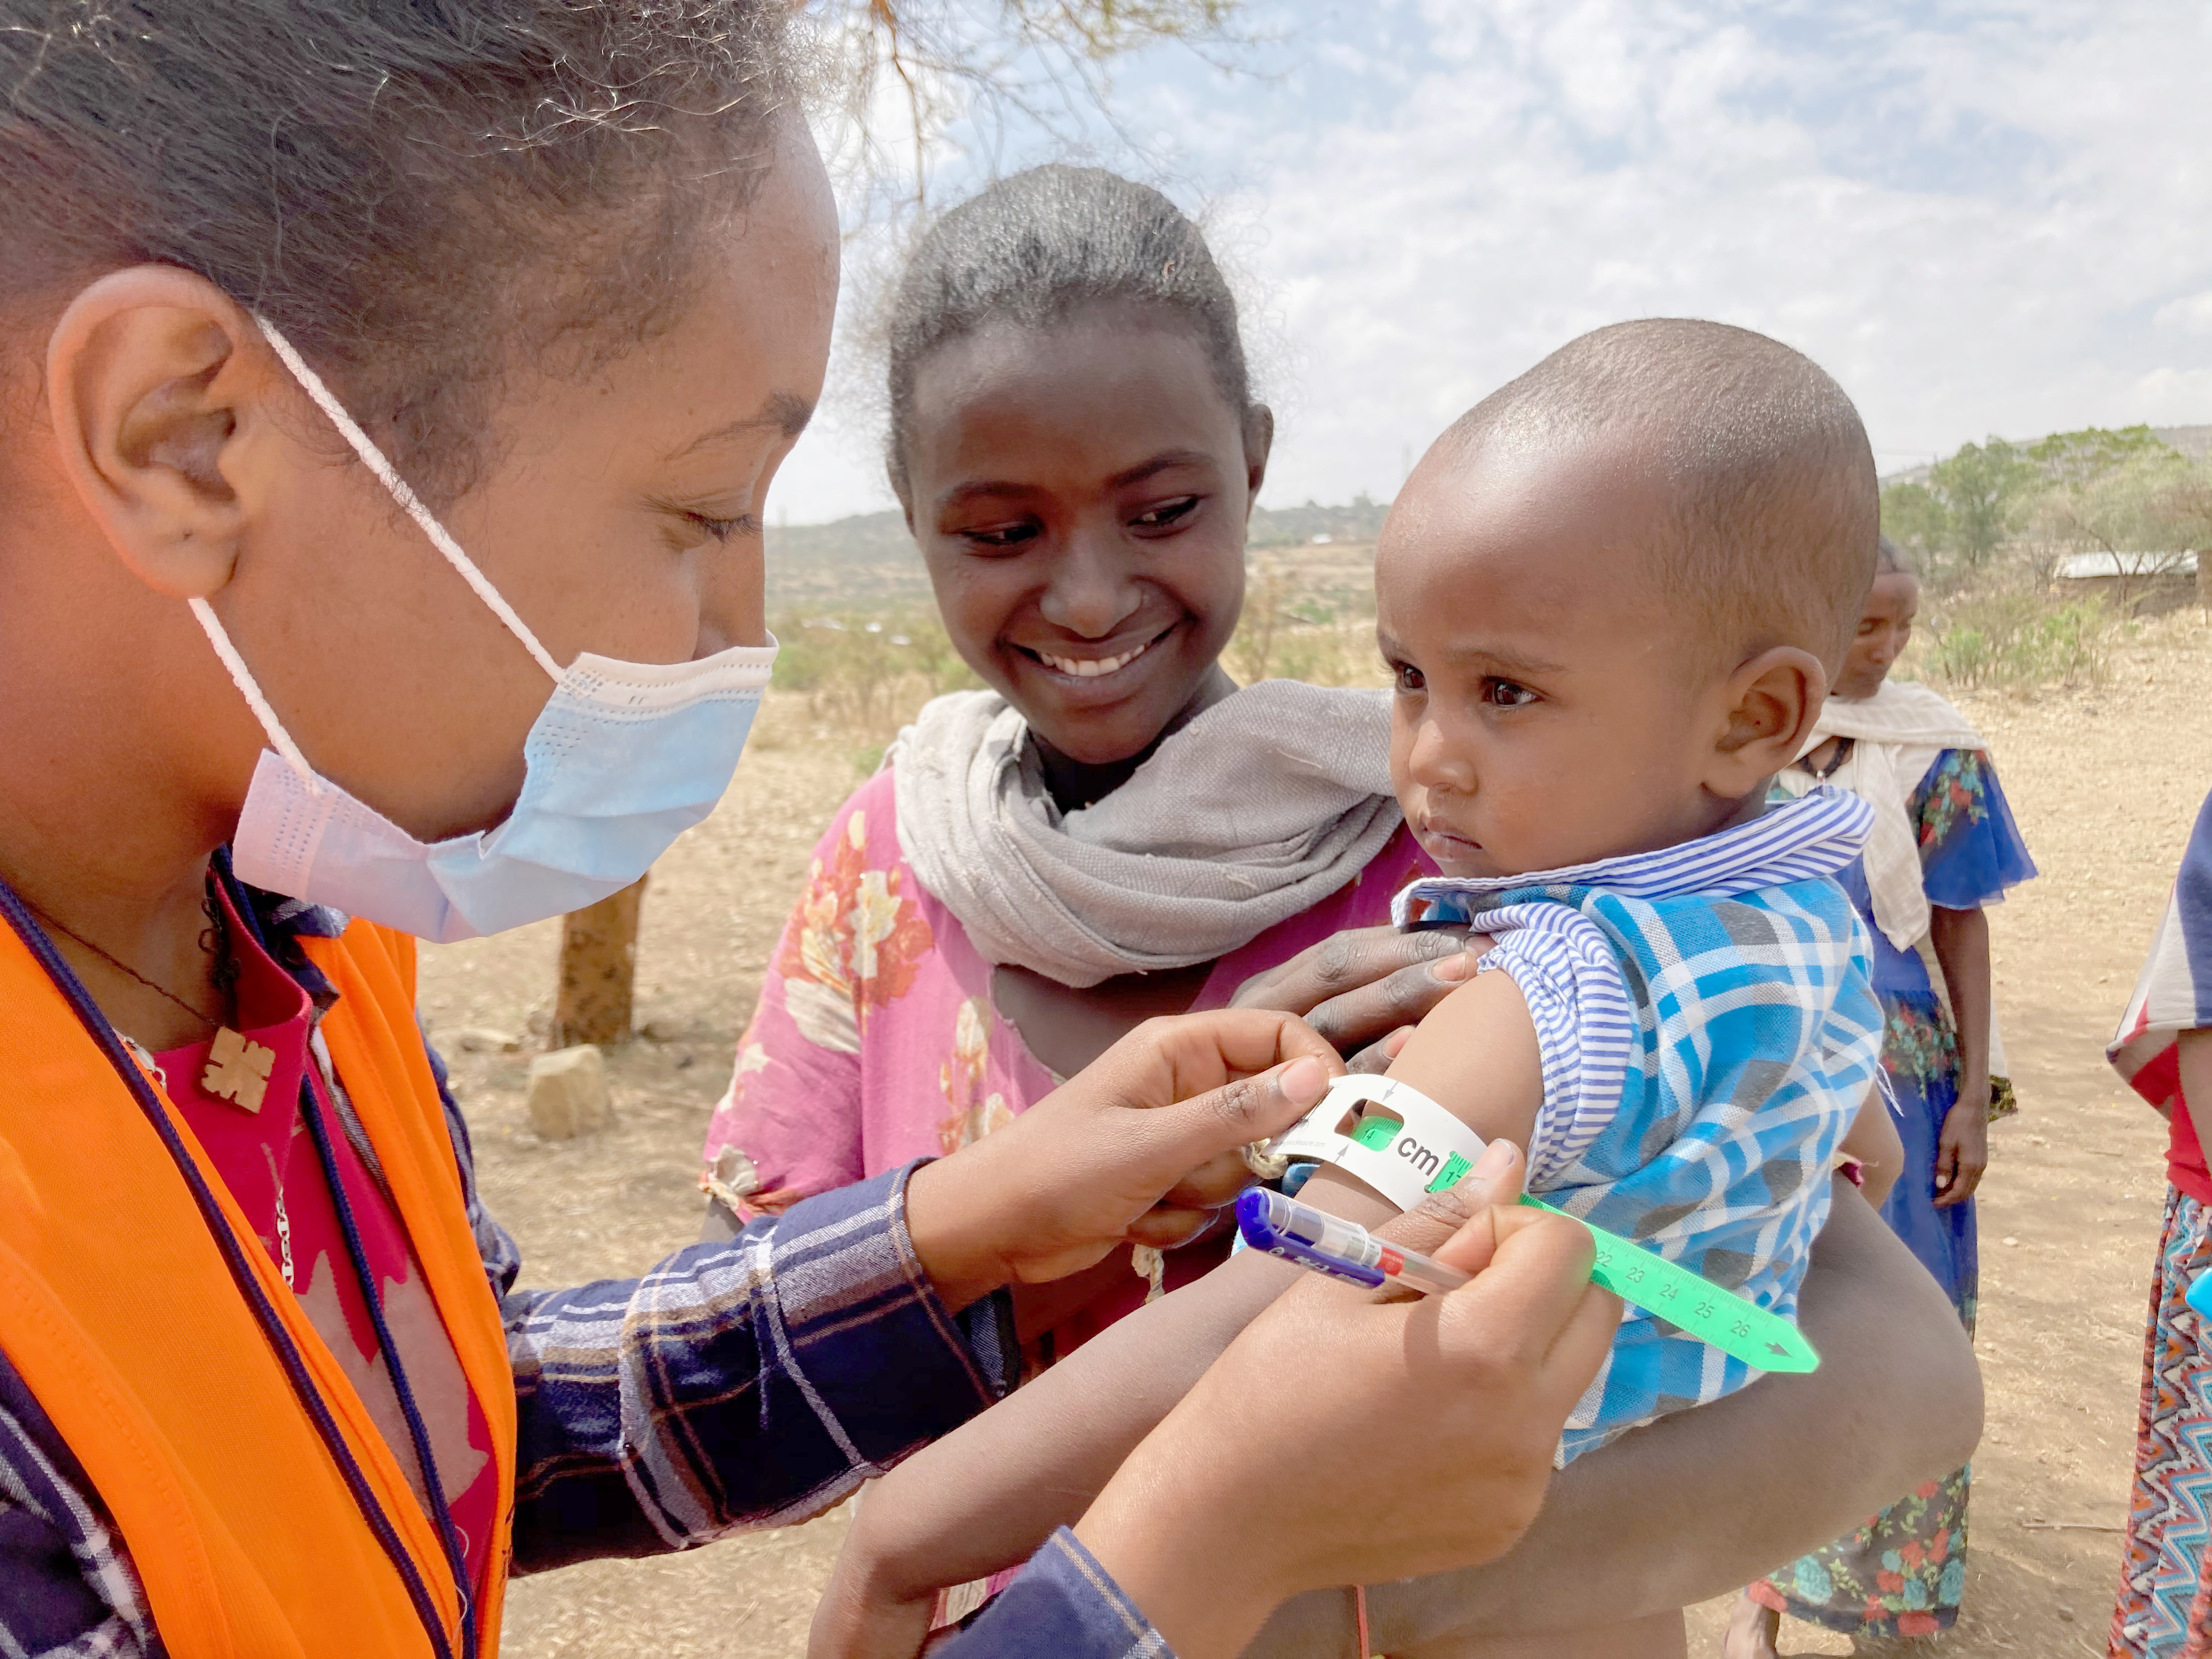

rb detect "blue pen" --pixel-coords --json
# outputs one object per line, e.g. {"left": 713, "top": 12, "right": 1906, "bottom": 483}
{"left": 1235, "top": 1187, "right": 1472, "bottom": 1296}
{"left": 1238, "top": 1182, "right": 1824, "bottom": 1374}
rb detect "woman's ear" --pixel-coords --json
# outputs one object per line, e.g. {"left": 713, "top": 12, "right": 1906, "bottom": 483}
{"left": 1243, "top": 403, "right": 1276, "bottom": 506}
{"left": 1705, "top": 645, "right": 1828, "bottom": 797}
{"left": 45, "top": 266, "right": 278, "bottom": 600}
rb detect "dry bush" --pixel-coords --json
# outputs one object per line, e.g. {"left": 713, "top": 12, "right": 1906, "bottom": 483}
{"left": 1227, "top": 560, "right": 1387, "bottom": 689}
{"left": 1911, "top": 577, "right": 2130, "bottom": 695}
{"left": 763, "top": 608, "right": 983, "bottom": 769}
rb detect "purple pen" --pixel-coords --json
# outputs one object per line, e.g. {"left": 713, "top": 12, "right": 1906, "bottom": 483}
{"left": 1235, "top": 1187, "right": 1472, "bottom": 1296}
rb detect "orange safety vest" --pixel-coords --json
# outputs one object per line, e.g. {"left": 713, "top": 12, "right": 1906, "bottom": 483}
{"left": 0, "top": 902, "right": 516, "bottom": 1657}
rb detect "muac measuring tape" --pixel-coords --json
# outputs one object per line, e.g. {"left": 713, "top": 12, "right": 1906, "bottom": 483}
{"left": 1265, "top": 1074, "right": 1820, "bottom": 1374}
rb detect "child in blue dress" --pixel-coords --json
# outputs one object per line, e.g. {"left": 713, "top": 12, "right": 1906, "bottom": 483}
{"left": 1735, "top": 538, "right": 2036, "bottom": 1653}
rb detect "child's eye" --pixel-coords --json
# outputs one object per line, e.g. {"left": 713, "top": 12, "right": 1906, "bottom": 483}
{"left": 1392, "top": 663, "right": 1426, "bottom": 693}
{"left": 1481, "top": 678, "right": 1538, "bottom": 708}
{"left": 1130, "top": 496, "right": 1201, "bottom": 532}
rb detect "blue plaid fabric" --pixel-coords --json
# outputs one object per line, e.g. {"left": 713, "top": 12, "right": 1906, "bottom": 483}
{"left": 1393, "top": 790, "right": 1884, "bottom": 1462}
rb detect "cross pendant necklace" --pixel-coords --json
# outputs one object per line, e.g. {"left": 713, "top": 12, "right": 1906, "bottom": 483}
{"left": 26, "top": 883, "right": 276, "bottom": 1114}
{"left": 115, "top": 1031, "right": 294, "bottom": 1288}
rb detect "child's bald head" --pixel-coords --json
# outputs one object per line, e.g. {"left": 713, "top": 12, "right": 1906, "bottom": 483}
{"left": 1377, "top": 322, "right": 1877, "bottom": 878}
{"left": 1430, "top": 319, "right": 1878, "bottom": 673}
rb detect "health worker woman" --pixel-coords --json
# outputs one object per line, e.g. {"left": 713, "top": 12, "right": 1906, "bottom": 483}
{"left": 0, "top": 5, "right": 1617, "bottom": 1658}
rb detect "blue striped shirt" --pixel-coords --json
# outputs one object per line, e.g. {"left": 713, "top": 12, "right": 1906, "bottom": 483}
{"left": 1394, "top": 789, "right": 1884, "bottom": 1460}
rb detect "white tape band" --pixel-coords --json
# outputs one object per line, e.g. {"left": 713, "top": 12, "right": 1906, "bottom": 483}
{"left": 1269, "top": 1074, "right": 1491, "bottom": 1214}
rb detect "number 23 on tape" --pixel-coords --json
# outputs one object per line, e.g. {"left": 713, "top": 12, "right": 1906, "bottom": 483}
{"left": 1521, "top": 1196, "right": 1820, "bottom": 1374}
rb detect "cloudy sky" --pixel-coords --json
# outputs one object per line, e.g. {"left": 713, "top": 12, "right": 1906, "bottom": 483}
{"left": 768, "top": 0, "right": 2212, "bottom": 524}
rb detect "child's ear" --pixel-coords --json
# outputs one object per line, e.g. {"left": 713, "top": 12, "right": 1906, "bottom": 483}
{"left": 1705, "top": 645, "right": 1828, "bottom": 795}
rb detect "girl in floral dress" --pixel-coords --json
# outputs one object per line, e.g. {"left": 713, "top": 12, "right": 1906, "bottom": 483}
{"left": 697, "top": 166, "right": 1447, "bottom": 1374}
{"left": 1733, "top": 540, "right": 2038, "bottom": 1654}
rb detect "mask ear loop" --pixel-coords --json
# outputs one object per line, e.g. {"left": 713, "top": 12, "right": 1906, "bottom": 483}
{"left": 188, "top": 595, "right": 323, "bottom": 791}
{"left": 253, "top": 317, "right": 565, "bottom": 684}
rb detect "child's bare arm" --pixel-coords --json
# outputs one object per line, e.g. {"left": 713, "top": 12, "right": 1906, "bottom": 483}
{"left": 1272, "top": 1182, "right": 1982, "bottom": 1658}
{"left": 1379, "top": 969, "right": 1544, "bottom": 1154}
{"left": 811, "top": 979, "right": 1542, "bottom": 1659}
{"left": 1837, "top": 1085, "right": 1904, "bottom": 1207}
{"left": 817, "top": 1245, "right": 1306, "bottom": 1633}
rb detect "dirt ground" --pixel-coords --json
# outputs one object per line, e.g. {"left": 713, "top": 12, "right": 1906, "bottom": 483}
{"left": 417, "top": 618, "right": 2212, "bottom": 1659}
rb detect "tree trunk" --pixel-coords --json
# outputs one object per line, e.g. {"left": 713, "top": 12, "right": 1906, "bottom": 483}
{"left": 551, "top": 876, "right": 648, "bottom": 1048}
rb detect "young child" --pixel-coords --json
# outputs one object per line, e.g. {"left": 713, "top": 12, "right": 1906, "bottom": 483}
{"left": 818, "top": 318, "right": 1895, "bottom": 1659}
{"left": 1363, "top": 321, "right": 1893, "bottom": 1468}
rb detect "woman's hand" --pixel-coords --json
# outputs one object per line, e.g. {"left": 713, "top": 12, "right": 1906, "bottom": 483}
{"left": 1291, "top": 1181, "right": 1984, "bottom": 1657}
{"left": 1231, "top": 924, "right": 1492, "bottom": 1072}
{"left": 1071, "top": 1153, "right": 1618, "bottom": 1659}
{"left": 1933, "top": 1097, "right": 1989, "bottom": 1207}
{"left": 1929, "top": 904, "right": 1993, "bottom": 1210}
{"left": 905, "top": 1009, "right": 1340, "bottom": 1311}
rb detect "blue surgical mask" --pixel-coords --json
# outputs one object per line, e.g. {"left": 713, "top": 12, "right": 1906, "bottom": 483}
{"left": 194, "top": 320, "right": 776, "bottom": 944}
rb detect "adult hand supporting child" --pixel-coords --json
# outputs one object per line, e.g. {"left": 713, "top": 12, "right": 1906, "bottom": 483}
{"left": 1069, "top": 1165, "right": 1617, "bottom": 1659}
{"left": 1229, "top": 923, "right": 1493, "bottom": 1073}
{"left": 904, "top": 1008, "right": 1340, "bottom": 1313}
{"left": 810, "top": 1147, "right": 1565, "bottom": 1659}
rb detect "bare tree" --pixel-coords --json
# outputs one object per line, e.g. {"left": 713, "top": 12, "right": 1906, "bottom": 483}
{"left": 2035, "top": 445, "right": 2200, "bottom": 612}
{"left": 812, "top": 1, "right": 1250, "bottom": 211}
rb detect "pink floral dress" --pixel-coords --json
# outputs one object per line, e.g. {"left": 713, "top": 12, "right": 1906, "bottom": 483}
{"left": 699, "top": 765, "right": 1435, "bottom": 1361}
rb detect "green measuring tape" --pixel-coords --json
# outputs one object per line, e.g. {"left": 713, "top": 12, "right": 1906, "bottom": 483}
{"left": 1336, "top": 1111, "right": 1819, "bottom": 1374}
{"left": 1517, "top": 1195, "right": 1820, "bottom": 1374}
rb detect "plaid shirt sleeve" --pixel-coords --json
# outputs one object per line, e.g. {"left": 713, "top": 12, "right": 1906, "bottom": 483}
{"left": 427, "top": 1042, "right": 1018, "bottom": 1572}
{"left": 941, "top": 1531, "right": 1170, "bottom": 1659}
{"left": 0, "top": 1363, "right": 161, "bottom": 1659}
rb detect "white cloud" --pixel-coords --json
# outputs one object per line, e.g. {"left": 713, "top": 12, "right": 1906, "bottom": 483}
{"left": 2155, "top": 294, "right": 2212, "bottom": 338}
{"left": 766, "top": 0, "right": 2212, "bottom": 522}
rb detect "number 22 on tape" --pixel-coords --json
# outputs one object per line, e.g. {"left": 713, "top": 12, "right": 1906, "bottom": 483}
{"left": 1520, "top": 1195, "right": 1820, "bottom": 1374}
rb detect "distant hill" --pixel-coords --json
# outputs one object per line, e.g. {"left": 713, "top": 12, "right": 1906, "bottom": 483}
{"left": 765, "top": 511, "right": 921, "bottom": 608}
{"left": 1881, "top": 424, "right": 2212, "bottom": 486}
{"left": 764, "top": 496, "right": 1395, "bottom": 611}
{"left": 1247, "top": 497, "right": 1393, "bottom": 548}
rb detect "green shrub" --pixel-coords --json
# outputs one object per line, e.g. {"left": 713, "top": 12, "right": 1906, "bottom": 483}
{"left": 770, "top": 609, "right": 983, "bottom": 751}
{"left": 1928, "top": 627, "right": 1993, "bottom": 687}
{"left": 1918, "top": 589, "right": 2124, "bottom": 692}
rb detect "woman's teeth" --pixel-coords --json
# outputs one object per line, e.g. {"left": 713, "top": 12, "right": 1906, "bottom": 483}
{"left": 1037, "top": 637, "right": 1155, "bottom": 678}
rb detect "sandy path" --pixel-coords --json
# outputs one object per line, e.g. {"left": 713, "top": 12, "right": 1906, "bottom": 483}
{"left": 418, "top": 621, "right": 2212, "bottom": 1658}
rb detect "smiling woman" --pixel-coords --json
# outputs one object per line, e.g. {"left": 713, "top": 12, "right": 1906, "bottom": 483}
{"left": 698, "top": 169, "right": 1446, "bottom": 1336}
